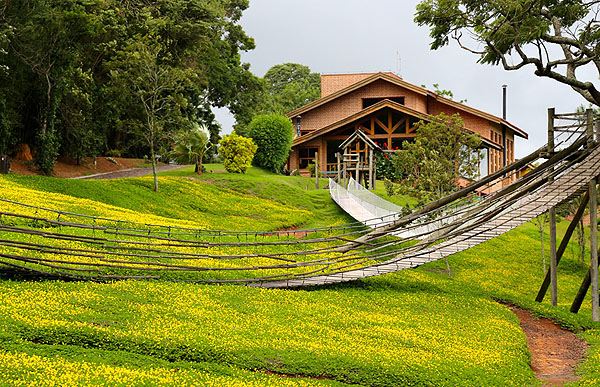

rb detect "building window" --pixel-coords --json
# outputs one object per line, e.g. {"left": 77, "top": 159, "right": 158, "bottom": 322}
{"left": 299, "top": 147, "right": 318, "bottom": 169}
{"left": 479, "top": 148, "right": 488, "bottom": 178}
{"left": 362, "top": 97, "right": 405, "bottom": 109}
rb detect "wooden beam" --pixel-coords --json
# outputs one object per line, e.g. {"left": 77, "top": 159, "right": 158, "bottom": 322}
{"left": 391, "top": 117, "right": 406, "bottom": 133}
{"left": 374, "top": 117, "right": 390, "bottom": 134}
{"left": 536, "top": 192, "right": 589, "bottom": 302}
{"left": 336, "top": 152, "right": 341, "bottom": 183}
{"left": 591, "top": 177, "right": 598, "bottom": 320}
{"left": 548, "top": 108, "right": 558, "bottom": 306}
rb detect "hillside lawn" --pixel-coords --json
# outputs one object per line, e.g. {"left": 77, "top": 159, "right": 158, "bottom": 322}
{"left": 0, "top": 165, "right": 599, "bottom": 386}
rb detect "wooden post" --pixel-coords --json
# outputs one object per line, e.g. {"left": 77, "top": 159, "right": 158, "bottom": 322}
{"left": 342, "top": 158, "right": 346, "bottom": 188}
{"left": 584, "top": 108, "right": 600, "bottom": 321}
{"left": 355, "top": 154, "right": 360, "bottom": 184}
{"left": 571, "top": 253, "right": 599, "bottom": 313}
{"left": 369, "top": 149, "right": 374, "bottom": 190}
{"left": 336, "top": 153, "right": 341, "bottom": 183}
{"left": 537, "top": 192, "right": 589, "bottom": 302}
{"left": 548, "top": 108, "right": 558, "bottom": 306}
{"left": 591, "top": 178, "right": 598, "bottom": 320}
{"left": 315, "top": 152, "right": 319, "bottom": 190}
{"left": 373, "top": 157, "right": 377, "bottom": 190}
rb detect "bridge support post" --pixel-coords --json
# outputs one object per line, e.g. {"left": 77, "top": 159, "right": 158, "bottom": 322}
{"left": 584, "top": 108, "right": 600, "bottom": 321}
{"left": 590, "top": 178, "right": 599, "bottom": 321}
{"left": 537, "top": 192, "right": 589, "bottom": 303}
{"left": 548, "top": 108, "right": 558, "bottom": 306}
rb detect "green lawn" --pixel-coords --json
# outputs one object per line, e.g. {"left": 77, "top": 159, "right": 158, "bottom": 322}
{"left": 0, "top": 166, "right": 598, "bottom": 386}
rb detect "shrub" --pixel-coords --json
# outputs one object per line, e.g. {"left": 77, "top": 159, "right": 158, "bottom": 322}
{"left": 218, "top": 132, "right": 257, "bottom": 174}
{"left": 307, "top": 162, "right": 315, "bottom": 177}
{"left": 376, "top": 152, "right": 399, "bottom": 182}
{"left": 247, "top": 114, "right": 293, "bottom": 173}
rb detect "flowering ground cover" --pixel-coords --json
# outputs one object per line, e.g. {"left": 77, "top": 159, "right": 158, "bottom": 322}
{"left": 0, "top": 168, "right": 598, "bottom": 385}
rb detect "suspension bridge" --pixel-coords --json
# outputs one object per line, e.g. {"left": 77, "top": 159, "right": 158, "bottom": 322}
{"left": 0, "top": 110, "right": 598, "bottom": 313}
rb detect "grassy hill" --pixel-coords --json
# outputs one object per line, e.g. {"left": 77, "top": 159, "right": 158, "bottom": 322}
{"left": 0, "top": 167, "right": 598, "bottom": 386}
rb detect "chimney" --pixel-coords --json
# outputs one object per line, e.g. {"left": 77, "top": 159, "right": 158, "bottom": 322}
{"left": 502, "top": 84, "right": 507, "bottom": 120}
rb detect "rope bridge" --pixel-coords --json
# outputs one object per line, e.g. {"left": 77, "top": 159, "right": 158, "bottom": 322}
{"left": 0, "top": 111, "right": 598, "bottom": 289}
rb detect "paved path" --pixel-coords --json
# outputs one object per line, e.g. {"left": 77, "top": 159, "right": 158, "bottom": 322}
{"left": 71, "top": 165, "right": 190, "bottom": 180}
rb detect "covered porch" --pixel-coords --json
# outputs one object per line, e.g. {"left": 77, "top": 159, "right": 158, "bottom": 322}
{"left": 288, "top": 99, "right": 425, "bottom": 177}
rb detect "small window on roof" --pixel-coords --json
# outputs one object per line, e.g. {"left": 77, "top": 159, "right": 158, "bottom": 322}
{"left": 363, "top": 97, "right": 405, "bottom": 109}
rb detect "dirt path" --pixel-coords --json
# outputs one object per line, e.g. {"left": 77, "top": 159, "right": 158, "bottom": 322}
{"left": 72, "top": 165, "right": 189, "bottom": 180}
{"left": 509, "top": 306, "right": 588, "bottom": 386}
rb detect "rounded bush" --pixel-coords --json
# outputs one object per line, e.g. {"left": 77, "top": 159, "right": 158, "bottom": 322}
{"left": 218, "top": 132, "right": 257, "bottom": 174}
{"left": 247, "top": 114, "right": 294, "bottom": 173}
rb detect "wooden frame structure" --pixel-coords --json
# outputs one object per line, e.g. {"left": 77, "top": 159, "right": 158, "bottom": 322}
{"left": 535, "top": 108, "right": 600, "bottom": 321}
{"left": 338, "top": 130, "right": 382, "bottom": 189}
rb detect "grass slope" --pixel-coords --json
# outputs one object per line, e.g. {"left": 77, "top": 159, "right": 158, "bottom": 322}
{"left": 0, "top": 167, "right": 598, "bottom": 386}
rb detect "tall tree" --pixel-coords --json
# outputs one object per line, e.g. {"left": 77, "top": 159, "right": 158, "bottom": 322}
{"left": 0, "top": 0, "right": 256, "bottom": 174}
{"left": 234, "top": 63, "right": 320, "bottom": 134}
{"left": 415, "top": 1, "right": 600, "bottom": 106}
{"left": 110, "top": 35, "right": 192, "bottom": 192}
{"left": 531, "top": 212, "right": 549, "bottom": 275}
{"left": 393, "top": 113, "right": 482, "bottom": 203}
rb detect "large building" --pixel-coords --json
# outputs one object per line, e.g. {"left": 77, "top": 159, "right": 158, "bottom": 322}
{"left": 285, "top": 72, "right": 527, "bottom": 181}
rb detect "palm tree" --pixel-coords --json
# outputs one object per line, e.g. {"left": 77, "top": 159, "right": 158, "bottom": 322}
{"left": 171, "top": 124, "right": 211, "bottom": 174}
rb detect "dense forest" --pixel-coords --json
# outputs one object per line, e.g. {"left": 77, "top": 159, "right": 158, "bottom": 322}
{"left": 0, "top": 0, "right": 263, "bottom": 174}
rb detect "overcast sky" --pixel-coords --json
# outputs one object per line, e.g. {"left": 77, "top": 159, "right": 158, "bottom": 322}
{"left": 214, "top": 0, "right": 595, "bottom": 158}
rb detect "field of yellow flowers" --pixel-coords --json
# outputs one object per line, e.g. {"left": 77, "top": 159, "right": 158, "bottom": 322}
{"left": 0, "top": 167, "right": 598, "bottom": 386}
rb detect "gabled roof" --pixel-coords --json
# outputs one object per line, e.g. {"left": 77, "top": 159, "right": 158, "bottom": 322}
{"left": 339, "top": 129, "right": 383, "bottom": 152}
{"left": 287, "top": 72, "right": 528, "bottom": 139}
{"left": 292, "top": 98, "right": 503, "bottom": 151}
{"left": 292, "top": 98, "right": 428, "bottom": 146}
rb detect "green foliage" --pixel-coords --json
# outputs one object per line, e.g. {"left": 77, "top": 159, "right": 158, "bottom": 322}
{"left": 109, "top": 33, "right": 195, "bottom": 191}
{"left": 376, "top": 152, "right": 398, "bottom": 182}
{"left": 263, "top": 63, "right": 321, "bottom": 114}
{"left": 393, "top": 113, "right": 482, "bottom": 203}
{"left": 247, "top": 114, "right": 293, "bottom": 173}
{"left": 0, "top": 0, "right": 256, "bottom": 173}
{"left": 171, "top": 125, "right": 211, "bottom": 174}
{"left": 415, "top": 0, "right": 600, "bottom": 106}
{"left": 422, "top": 83, "right": 467, "bottom": 103}
{"left": 219, "top": 133, "right": 257, "bottom": 174}
{"left": 307, "top": 162, "right": 317, "bottom": 177}
{"left": 6, "top": 165, "right": 600, "bottom": 385}
{"left": 35, "top": 127, "right": 60, "bottom": 176}
{"left": 234, "top": 63, "right": 320, "bottom": 133}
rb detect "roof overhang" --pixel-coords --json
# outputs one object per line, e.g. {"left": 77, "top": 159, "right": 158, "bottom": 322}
{"left": 287, "top": 72, "right": 528, "bottom": 139}
{"left": 292, "top": 99, "right": 429, "bottom": 147}
{"left": 292, "top": 98, "right": 505, "bottom": 151}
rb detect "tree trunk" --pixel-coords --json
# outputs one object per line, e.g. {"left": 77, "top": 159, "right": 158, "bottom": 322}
{"left": 541, "top": 231, "right": 546, "bottom": 275}
{"left": 151, "top": 148, "right": 158, "bottom": 192}
{"left": 579, "top": 220, "right": 586, "bottom": 267}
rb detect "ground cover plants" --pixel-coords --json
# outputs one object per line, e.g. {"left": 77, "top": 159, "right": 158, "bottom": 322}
{"left": 0, "top": 167, "right": 598, "bottom": 386}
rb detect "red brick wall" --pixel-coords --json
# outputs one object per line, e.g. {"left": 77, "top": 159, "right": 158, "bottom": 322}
{"left": 428, "top": 100, "right": 491, "bottom": 141}
{"left": 320, "top": 72, "right": 403, "bottom": 97}
{"left": 300, "top": 79, "right": 426, "bottom": 132}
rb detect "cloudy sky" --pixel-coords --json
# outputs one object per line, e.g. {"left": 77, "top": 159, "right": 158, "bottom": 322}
{"left": 214, "top": 0, "right": 595, "bottom": 158}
